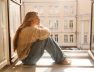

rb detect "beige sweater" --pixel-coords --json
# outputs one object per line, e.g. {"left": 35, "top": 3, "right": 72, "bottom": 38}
{"left": 15, "top": 25, "right": 50, "bottom": 60}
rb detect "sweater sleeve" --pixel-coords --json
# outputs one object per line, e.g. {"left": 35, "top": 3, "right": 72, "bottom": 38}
{"left": 36, "top": 26, "right": 50, "bottom": 40}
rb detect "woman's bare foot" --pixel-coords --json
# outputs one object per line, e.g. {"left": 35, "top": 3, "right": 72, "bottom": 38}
{"left": 62, "top": 58, "right": 71, "bottom": 65}
{"left": 56, "top": 58, "right": 71, "bottom": 65}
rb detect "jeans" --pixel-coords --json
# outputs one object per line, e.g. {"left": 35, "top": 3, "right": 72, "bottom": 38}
{"left": 22, "top": 37, "right": 65, "bottom": 65}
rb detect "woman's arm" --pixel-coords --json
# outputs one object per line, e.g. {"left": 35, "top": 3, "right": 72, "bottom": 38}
{"left": 36, "top": 26, "right": 50, "bottom": 40}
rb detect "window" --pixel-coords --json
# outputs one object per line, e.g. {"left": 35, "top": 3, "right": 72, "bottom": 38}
{"left": 70, "top": 35, "right": 73, "bottom": 43}
{"left": 69, "top": 20, "right": 73, "bottom": 29}
{"left": 50, "top": 34, "right": 53, "bottom": 39}
{"left": 49, "top": 20, "right": 58, "bottom": 29}
{"left": 55, "top": 34, "right": 58, "bottom": 42}
{"left": 64, "top": 35, "right": 68, "bottom": 43}
{"left": 84, "top": 35, "right": 87, "bottom": 44}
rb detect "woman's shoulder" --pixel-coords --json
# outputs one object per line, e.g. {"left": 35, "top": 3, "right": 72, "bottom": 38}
{"left": 21, "top": 25, "right": 47, "bottom": 32}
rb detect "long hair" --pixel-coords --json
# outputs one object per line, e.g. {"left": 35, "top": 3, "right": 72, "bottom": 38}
{"left": 13, "top": 12, "right": 38, "bottom": 51}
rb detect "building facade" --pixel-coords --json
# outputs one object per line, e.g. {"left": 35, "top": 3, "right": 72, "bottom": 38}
{"left": 22, "top": 0, "right": 77, "bottom": 48}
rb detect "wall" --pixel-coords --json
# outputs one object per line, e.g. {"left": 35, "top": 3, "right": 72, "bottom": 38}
{"left": 0, "top": 0, "right": 10, "bottom": 69}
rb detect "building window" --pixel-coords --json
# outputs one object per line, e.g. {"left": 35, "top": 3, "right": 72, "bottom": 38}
{"left": 84, "top": 35, "right": 87, "bottom": 44}
{"left": 50, "top": 34, "right": 53, "bottom": 39}
{"left": 55, "top": 34, "right": 58, "bottom": 42}
{"left": 70, "top": 35, "right": 73, "bottom": 43}
{"left": 69, "top": 20, "right": 73, "bottom": 29}
{"left": 64, "top": 35, "right": 68, "bottom": 43}
{"left": 49, "top": 20, "right": 58, "bottom": 29}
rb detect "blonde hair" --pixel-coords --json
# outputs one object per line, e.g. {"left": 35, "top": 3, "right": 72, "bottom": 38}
{"left": 13, "top": 12, "right": 38, "bottom": 51}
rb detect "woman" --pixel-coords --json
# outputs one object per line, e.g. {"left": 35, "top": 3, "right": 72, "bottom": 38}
{"left": 13, "top": 12, "right": 71, "bottom": 65}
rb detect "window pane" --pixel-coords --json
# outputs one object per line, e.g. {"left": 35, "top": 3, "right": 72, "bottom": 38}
{"left": 70, "top": 35, "right": 73, "bottom": 43}
{"left": 55, "top": 34, "right": 58, "bottom": 42}
{"left": 64, "top": 35, "right": 68, "bottom": 43}
{"left": 69, "top": 20, "right": 73, "bottom": 29}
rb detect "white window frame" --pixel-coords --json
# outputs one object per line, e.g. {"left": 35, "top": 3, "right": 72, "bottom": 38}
{"left": 69, "top": 20, "right": 73, "bottom": 29}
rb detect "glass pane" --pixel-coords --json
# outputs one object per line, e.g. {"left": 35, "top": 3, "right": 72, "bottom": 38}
{"left": 91, "top": 3, "right": 94, "bottom": 55}
{"left": 9, "top": 1, "right": 21, "bottom": 58}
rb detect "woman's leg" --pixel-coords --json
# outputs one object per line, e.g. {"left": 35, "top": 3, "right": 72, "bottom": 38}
{"left": 44, "top": 37, "right": 65, "bottom": 63}
{"left": 22, "top": 37, "right": 65, "bottom": 65}
{"left": 22, "top": 39, "right": 47, "bottom": 65}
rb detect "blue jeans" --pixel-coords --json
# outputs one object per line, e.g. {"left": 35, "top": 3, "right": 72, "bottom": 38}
{"left": 22, "top": 37, "right": 65, "bottom": 65}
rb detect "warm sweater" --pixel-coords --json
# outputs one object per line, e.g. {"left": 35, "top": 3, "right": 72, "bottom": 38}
{"left": 15, "top": 25, "right": 50, "bottom": 60}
